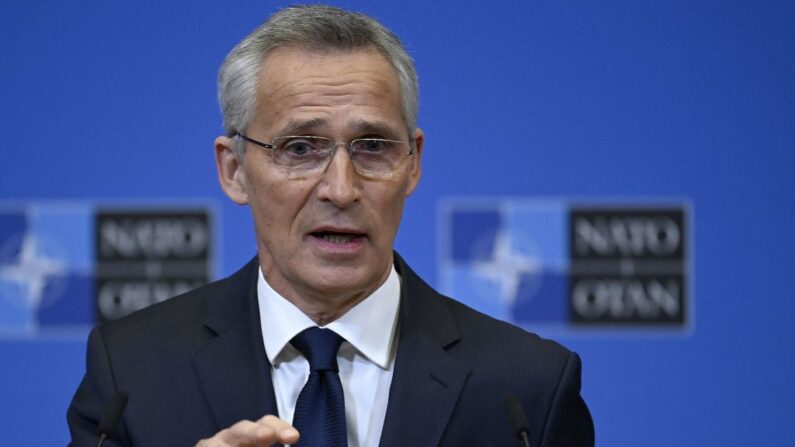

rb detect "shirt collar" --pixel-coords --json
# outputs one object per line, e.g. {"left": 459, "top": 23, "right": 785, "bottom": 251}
{"left": 258, "top": 266, "right": 401, "bottom": 370}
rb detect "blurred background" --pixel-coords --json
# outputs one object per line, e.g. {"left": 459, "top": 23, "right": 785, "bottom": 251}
{"left": 1, "top": 0, "right": 793, "bottom": 445}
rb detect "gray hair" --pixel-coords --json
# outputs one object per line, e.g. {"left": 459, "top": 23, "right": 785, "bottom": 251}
{"left": 218, "top": 5, "right": 419, "bottom": 153}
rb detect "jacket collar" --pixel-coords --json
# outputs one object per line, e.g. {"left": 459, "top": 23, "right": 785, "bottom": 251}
{"left": 378, "top": 253, "right": 470, "bottom": 447}
{"left": 192, "top": 257, "right": 279, "bottom": 430}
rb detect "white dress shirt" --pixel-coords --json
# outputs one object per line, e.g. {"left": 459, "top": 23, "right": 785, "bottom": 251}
{"left": 257, "top": 267, "right": 401, "bottom": 447}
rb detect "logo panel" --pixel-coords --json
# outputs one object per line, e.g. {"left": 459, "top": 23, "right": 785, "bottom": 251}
{"left": 95, "top": 210, "right": 213, "bottom": 322}
{"left": 0, "top": 202, "right": 215, "bottom": 335}
{"left": 440, "top": 199, "right": 690, "bottom": 332}
{"left": 569, "top": 208, "right": 686, "bottom": 325}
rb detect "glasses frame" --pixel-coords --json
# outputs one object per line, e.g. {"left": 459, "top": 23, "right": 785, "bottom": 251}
{"left": 235, "top": 133, "right": 415, "bottom": 177}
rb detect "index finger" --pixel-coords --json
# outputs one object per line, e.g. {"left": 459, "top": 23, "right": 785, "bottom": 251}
{"left": 257, "top": 415, "right": 300, "bottom": 445}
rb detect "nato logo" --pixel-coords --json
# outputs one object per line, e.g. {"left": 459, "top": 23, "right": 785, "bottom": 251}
{"left": 0, "top": 203, "right": 214, "bottom": 335}
{"left": 0, "top": 204, "right": 94, "bottom": 333}
{"left": 440, "top": 199, "right": 690, "bottom": 331}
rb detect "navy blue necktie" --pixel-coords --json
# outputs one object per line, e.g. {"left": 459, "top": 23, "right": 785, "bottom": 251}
{"left": 291, "top": 327, "right": 348, "bottom": 447}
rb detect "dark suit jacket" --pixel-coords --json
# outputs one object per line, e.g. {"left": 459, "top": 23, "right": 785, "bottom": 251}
{"left": 68, "top": 254, "right": 594, "bottom": 446}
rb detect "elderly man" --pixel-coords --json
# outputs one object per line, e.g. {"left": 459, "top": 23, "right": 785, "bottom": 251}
{"left": 68, "top": 5, "right": 593, "bottom": 447}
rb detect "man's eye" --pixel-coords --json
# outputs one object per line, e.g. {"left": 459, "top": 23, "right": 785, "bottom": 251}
{"left": 358, "top": 139, "right": 387, "bottom": 153}
{"left": 282, "top": 139, "right": 317, "bottom": 156}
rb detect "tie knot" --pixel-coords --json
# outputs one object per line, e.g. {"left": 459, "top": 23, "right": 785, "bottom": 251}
{"left": 291, "top": 327, "right": 343, "bottom": 372}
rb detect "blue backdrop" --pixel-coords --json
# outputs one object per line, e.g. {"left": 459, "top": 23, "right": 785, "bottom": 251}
{"left": 1, "top": 1, "right": 793, "bottom": 445}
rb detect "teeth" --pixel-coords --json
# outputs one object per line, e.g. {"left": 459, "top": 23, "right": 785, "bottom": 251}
{"left": 321, "top": 233, "right": 355, "bottom": 243}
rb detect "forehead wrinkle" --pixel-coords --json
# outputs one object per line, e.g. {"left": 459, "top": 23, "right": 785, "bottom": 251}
{"left": 258, "top": 46, "right": 398, "bottom": 95}
{"left": 301, "top": 70, "right": 394, "bottom": 87}
{"left": 279, "top": 82, "right": 391, "bottom": 104}
{"left": 262, "top": 80, "right": 391, "bottom": 121}
{"left": 273, "top": 64, "right": 396, "bottom": 97}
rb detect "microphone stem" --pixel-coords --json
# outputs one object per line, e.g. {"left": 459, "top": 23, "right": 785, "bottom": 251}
{"left": 520, "top": 431, "right": 531, "bottom": 447}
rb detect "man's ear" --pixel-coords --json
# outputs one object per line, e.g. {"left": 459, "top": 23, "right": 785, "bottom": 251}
{"left": 405, "top": 128, "right": 423, "bottom": 196}
{"left": 214, "top": 135, "right": 249, "bottom": 205}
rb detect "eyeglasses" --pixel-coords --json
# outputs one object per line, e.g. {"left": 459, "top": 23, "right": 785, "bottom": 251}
{"left": 236, "top": 134, "right": 414, "bottom": 180}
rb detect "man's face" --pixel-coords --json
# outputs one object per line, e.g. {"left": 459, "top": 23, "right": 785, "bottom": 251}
{"left": 215, "top": 47, "right": 422, "bottom": 315}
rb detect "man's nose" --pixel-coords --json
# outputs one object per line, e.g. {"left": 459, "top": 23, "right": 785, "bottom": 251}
{"left": 316, "top": 146, "right": 361, "bottom": 208}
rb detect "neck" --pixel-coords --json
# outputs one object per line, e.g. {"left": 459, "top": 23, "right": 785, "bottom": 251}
{"left": 293, "top": 292, "right": 368, "bottom": 326}
{"left": 260, "top": 262, "right": 393, "bottom": 326}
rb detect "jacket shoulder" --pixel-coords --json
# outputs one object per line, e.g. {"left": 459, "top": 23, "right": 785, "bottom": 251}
{"left": 96, "top": 258, "right": 257, "bottom": 349}
{"left": 440, "top": 293, "right": 573, "bottom": 365}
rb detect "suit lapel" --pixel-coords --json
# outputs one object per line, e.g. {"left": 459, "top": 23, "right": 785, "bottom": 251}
{"left": 379, "top": 255, "right": 471, "bottom": 447}
{"left": 192, "top": 259, "right": 279, "bottom": 430}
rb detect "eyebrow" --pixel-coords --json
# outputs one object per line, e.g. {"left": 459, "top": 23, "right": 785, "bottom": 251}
{"left": 347, "top": 119, "right": 403, "bottom": 140}
{"left": 276, "top": 118, "right": 328, "bottom": 137}
{"left": 275, "top": 118, "right": 404, "bottom": 140}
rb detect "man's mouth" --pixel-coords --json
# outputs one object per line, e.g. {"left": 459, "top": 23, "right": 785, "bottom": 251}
{"left": 309, "top": 230, "right": 366, "bottom": 245}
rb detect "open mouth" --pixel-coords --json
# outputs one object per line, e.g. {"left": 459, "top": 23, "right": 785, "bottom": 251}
{"left": 310, "top": 231, "right": 365, "bottom": 244}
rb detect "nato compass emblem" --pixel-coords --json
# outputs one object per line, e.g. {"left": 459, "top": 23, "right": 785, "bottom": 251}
{"left": 0, "top": 221, "right": 69, "bottom": 331}
{"left": 0, "top": 232, "right": 67, "bottom": 317}
{"left": 0, "top": 206, "right": 95, "bottom": 334}
{"left": 440, "top": 201, "right": 569, "bottom": 326}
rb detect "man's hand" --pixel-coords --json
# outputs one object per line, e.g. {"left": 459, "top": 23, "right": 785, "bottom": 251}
{"left": 195, "top": 415, "right": 300, "bottom": 447}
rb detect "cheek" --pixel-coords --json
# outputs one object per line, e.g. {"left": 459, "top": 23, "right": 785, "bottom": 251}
{"left": 244, "top": 170, "right": 288, "bottom": 230}
{"left": 370, "top": 185, "right": 408, "bottom": 229}
{"left": 263, "top": 179, "right": 318, "bottom": 232}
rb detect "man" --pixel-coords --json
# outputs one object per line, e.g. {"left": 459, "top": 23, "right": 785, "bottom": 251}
{"left": 68, "top": 5, "right": 594, "bottom": 446}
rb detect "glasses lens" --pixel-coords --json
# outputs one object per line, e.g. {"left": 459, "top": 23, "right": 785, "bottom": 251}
{"left": 350, "top": 139, "right": 405, "bottom": 176}
{"left": 272, "top": 136, "right": 332, "bottom": 171}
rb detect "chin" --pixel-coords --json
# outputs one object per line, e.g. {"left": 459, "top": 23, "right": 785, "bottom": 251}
{"left": 308, "top": 266, "right": 382, "bottom": 296}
